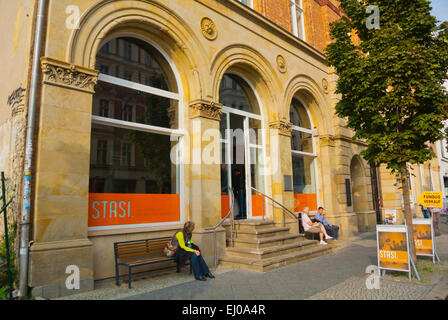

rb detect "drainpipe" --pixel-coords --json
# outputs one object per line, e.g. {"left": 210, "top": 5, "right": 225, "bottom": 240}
{"left": 18, "top": 0, "right": 46, "bottom": 299}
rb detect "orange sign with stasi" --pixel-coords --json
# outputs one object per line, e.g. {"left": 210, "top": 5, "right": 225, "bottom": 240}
{"left": 378, "top": 231, "right": 409, "bottom": 270}
{"left": 88, "top": 193, "right": 180, "bottom": 227}
{"left": 412, "top": 222, "right": 433, "bottom": 255}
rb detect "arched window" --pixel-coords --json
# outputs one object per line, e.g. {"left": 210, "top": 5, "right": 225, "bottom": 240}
{"left": 290, "top": 98, "right": 317, "bottom": 213}
{"left": 88, "top": 37, "right": 182, "bottom": 230}
{"left": 218, "top": 74, "right": 265, "bottom": 219}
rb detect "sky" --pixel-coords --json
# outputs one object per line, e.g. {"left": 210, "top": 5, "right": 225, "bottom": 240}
{"left": 430, "top": 0, "right": 448, "bottom": 23}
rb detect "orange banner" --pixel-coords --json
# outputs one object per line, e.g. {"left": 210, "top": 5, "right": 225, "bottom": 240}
{"left": 252, "top": 194, "right": 264, "bottom": 217}
{"left": 221, "top": 195, "right": 230, "bottom": 219}
{"left": 378, "top": 231, "right": 409, "bottom": 270}
{"left": 294, "top": 193, "right": 317, "bottom": 212}
{"left": 88, "top": 193, "right": 180, "bottom": 227}
{"left": 412, "top": 224, "right": 433, "bottom": 255}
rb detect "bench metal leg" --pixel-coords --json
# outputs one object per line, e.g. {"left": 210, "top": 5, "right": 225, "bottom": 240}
{"left": 115, "top": 264, "right": 120, "bottom": 286}
{"left": 128, "top": 266, "right": 132, "bottom": 289}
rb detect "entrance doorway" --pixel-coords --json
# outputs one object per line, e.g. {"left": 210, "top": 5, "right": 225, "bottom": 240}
{"left": 219, "top": 74, "right": 266, "bottom": 220}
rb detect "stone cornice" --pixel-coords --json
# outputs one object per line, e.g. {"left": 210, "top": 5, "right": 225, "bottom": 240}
{"left": 319, "top": 134, "right": 336, "bottom": 147}
{"left": 320, "top": 134, "right": 367, "bottom": 147}
{"left": 269, "top": 120, "right": 293, "bottom": 137}
{"left": 189, "top": 99, "right": 223, "bottom": 121}
{"left": 334, "top": 135, "right": 368, "bottom": 147}
{"left": 41, "top": 57, "right": 99, "bottom": 94}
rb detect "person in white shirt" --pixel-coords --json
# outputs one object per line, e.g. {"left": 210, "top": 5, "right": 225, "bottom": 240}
{"left": 301, "top": 207, "right": 333, "bottom": 245}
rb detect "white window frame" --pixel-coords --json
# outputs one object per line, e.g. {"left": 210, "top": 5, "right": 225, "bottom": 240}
{"left": 290, "top": 0, "right": 306, "bottom": 41}
{"left": 290, "top": 98, "right": 319, "bottom": 210}
{"left": 90, "top": 34, "right": 185, "bottom": 231}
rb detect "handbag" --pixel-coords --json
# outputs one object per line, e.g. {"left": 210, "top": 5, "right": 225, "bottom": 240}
{"left": 164, "top": 232, "right": 179, "bottom": 257}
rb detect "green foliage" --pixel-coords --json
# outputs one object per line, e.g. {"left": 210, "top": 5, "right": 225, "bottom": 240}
{"left": 0, "top": 221, "right": 18, "bottom": 287}
{"left": 325, "top": 0, "right": 448, "bottom": 173}
{"left": 0, "top": 285, "right": 9, "bottom": 300}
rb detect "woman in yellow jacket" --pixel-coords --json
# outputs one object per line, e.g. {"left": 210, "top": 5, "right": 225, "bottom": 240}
{"left": 173, "top": 221, "right": 215, "bottom": 281}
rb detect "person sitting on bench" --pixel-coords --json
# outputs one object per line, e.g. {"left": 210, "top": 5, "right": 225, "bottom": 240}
{"left": 301, "top": 207, "right": 332, "bottom": 245}
{"left": 172, "top": 221, "right": 215, "bottom": 281}
{"left": 315, "top": 207, "right": 339, "bottom": 240}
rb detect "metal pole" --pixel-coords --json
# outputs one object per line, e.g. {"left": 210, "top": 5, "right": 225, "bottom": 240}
{"left": 1, "top": 172, "right": 13, "bottom": 299}
{"left": 18, "top": 0, "right": 46, "bottom": 299}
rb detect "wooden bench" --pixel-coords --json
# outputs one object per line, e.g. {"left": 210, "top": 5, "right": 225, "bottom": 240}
{"left": 114, "top": 236, "right": 191, "bottom": 288}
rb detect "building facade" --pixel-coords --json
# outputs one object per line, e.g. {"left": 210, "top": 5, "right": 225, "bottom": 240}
{"left": 0, "top": 0, "right": 440, "bottom": 298}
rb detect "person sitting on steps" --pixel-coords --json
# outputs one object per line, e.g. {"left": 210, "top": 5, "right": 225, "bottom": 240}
{"left": 314, "top": 206, "right": 339, "bottom": 240}
{"left": 301, "top": 207, "right": 333, "bottom": 245}
{"left": 172, "top": 221, "right": 215, "bottom": 281}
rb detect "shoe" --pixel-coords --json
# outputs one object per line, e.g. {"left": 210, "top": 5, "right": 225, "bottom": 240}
{"left": 196, "top": 276, "right": 207, "bottom": 281}
{"left": 320, "top": 240, "right": 328, "bottom": 245}
{"left": 325, "top": 235, "right": 333, "bottom": 240}
{"left": 205, "top": 273, "right": 215, "bottom": 279}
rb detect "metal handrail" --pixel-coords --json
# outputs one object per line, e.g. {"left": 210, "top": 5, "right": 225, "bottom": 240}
{"left": 251, "top": 187, "right": 299, "bottom": 229}
{"left": 204, "top": 189, "right": 235, "bottom": 268}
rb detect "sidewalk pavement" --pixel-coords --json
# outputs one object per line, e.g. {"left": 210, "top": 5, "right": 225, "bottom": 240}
{"left": 56, "top": 223, "right": 448, "bottom": 300}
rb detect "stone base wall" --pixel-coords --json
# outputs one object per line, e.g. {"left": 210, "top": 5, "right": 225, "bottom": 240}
{"left": 29, "top": 239, "right": 94, "bottom": 299}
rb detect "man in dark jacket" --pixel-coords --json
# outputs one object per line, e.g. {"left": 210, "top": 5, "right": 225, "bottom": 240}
{"left": 314, "top": 207, "right": 339, "bottom": 240}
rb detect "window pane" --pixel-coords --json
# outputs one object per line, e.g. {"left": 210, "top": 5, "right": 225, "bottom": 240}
{"left": 290, "top": 99, "right": 311, "bottom": 129}
{"left": 291, "top": 130, "right": 313, "bottom": 153}
{"left": 89, "top": 124, "right": 178, "bottom": 195}
{"left": 93, "top": 80, "right": 178, "bottom": 129}
{"left": 219, "top": 74, "right": 259, "bottom": 114}
{"left": 292, "top": 155, "right": 316, "bottom": 194}
{"left": 251, "top": 147, "right": 265, "bottom": 217}
{"left": 96, "top": 37, "right": 178, "bottom": 93}
{"left": 249, "top": 118, "right": 262, "bottom": 145}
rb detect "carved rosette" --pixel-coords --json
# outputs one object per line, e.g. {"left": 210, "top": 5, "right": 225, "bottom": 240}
{"left": 269, "top": 120, "right": 293, "bottom": 137}
{"left": 41, "top": 57, "right": 99, "bottom": 94}
{"left": 201, "top": 17, "right": 218, "bottom": 40}
{"left": 276, "top": 55, "right": 287, "bottom": 73}
{"left": 322, "top": 78, "right": 329, "bottom": 94}
{"left": 189, "top": 100, "right": 222, "bottom": 121}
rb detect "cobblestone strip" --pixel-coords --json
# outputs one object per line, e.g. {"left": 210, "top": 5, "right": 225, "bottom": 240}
{"left": 307, "top": 275, "right": 433, "bottom": 300}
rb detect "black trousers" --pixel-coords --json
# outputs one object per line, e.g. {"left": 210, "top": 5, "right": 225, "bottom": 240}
{"left": 324, "top": 225, "right": 339, "bottom": 239}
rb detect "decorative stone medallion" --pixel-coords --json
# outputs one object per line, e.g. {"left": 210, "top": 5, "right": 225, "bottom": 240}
{"left": 276, "top": 55, "right": 287, "bottom": 73}
{"left": 201, "top": 17, "right": 218, "bottom": 41}
{"left": 322, "top": 78, "right": 329, "bottom": 94}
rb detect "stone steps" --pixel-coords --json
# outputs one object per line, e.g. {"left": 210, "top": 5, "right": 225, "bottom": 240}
{"left": 227, "top": 226, "right": 291, "bottom": 239}
{"left": 220, "top": 245, "right": 332, "bottom": 272}
{"left": 220, "top": 219, "right": 335, "bottom": 272}
{"left": 225, "top": 239, "right": 318, "bottom": 260}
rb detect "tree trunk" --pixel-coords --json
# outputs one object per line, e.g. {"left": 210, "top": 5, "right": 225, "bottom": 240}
{"left": 400, "top": 165, "right": 417, "bottom": 263}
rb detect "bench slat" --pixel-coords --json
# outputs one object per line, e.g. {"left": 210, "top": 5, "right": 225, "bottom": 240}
{"left": 116, "top": 238, "right": 171, "bottom": 260}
